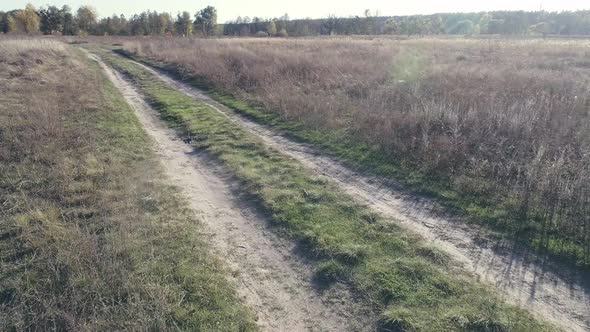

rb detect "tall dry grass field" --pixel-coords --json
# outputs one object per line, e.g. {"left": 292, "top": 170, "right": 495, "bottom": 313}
{"left": 124, "top": 37, "right": 590, "bottom": 266}
{"left": 0, "top": 38, "right": 255, "bottom": 331}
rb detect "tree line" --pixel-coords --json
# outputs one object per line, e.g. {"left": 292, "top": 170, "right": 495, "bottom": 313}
{"left": 2, "top": 3, "right": 590, "bottom": 37}
{"left": 0, "top": 4, "right": 217, "bottom": 36}
{"left": 226, "top": 10, "right": 590, "bottom": 37}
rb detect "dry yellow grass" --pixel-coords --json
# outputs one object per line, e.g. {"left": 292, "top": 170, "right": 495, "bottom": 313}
{"left": 0, "top": 38, "right": 255, "bottom": 331}
{"left": 122, "top": 36, "right": 590, "bottom": 267}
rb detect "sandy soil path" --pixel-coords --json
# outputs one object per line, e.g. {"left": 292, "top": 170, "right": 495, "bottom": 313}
{"left": 126, "top": 56, "right": 590, "bottom": 332}
{"left": 89, "top": 52, "right": 372, "bottom": 332}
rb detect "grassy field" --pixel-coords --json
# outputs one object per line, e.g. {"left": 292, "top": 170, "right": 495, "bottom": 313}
{"left": 121, "top": 37, "right": 590, "bottom": 269}
{"left": 0, "top": 39, "right": 256, "bottom": 331}
{"left": 98, "top": 47, "right": 552, "bottom": 331}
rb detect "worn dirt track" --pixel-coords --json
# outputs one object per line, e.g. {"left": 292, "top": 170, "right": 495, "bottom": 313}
{"left": 124, "top": 55, "right": 590, "bottom": 332}
{"left": 89, "top": 52, "right": 372, "bottom": 332}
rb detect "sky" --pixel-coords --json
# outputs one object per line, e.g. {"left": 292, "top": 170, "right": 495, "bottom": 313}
{"left": 2, "top": 0, "right": 589, "bottom": 22}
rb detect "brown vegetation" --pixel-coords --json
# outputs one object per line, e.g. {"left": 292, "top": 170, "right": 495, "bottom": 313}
{"left": 0, "top": 38, "right": 255, "bottom": 330}
{"left": 124, "top": 37, "right": 590, "bottom": 265}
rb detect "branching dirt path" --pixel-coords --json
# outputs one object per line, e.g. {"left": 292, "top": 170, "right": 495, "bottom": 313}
{"left": 89, "top": 53, "right": 372, "bottom": 332}
{"left": 124, "top": 55, "right": 590, "bottom": 332}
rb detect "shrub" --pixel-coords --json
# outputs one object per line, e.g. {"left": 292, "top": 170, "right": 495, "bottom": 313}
{"left": 276, "top": 28, "right": 288, "bottom": 37}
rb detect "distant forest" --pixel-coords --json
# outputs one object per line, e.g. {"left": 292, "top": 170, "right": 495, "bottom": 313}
{"left": 2, "top": 3, "right": 590, "bottom": 37}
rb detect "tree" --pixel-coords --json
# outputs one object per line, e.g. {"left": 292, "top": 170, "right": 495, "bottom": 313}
{"left": 251, "top": 17, "right": 263, "bottom": 34}
{"left": 290, "top": 20, "right": 312, "bottom": 36}
{"left": 276, "top": 28, "right": 288, "bottom": 37}
{"left": 267, "top": 20, "right": 277, "bottom": 36}
{"left": 504, "top": 10, "right": 529, "bottom": 34}
{"left": 61, "top": 6, "right": 77, "bottom": 35}
{"left": 160, "top": 13, "right": 174, "bottom": 35}
{"left": 384, "top": 18, "right": 400, "bottom": 34}
{"left": 77, "top": 6, "right": 97, "bottom": 34}
{"left": 0, "top": 11, "right": 12, "bottom": 33}
{"left": 175, "top": 11, "right": 192, "bottom": 36}
{"left": 193, "top": 6, "right": 217, "bottom": 36}
{"left": 487, "top": 18, "right": 505, "bottom": 34}
{"left": 98, "top": 14, "right": 129, "bottom": 36}
{"left": 39, "top": 5, "right": 64, "bottom": 34}
{"left": 128, "top": 14, "right": 144, "bottom": 35}
{"left": 139, "top": 12, "right": 149, "bottom": 35}
{"left": 240, "top": 25, "right": 250, "bottom": 36}
{"left": 399, "top": 16, "right": 426, "bottom": 36}
{"left": 322, "top": 15, "right": 338, "bottom": 35}
{"left": 429, "top": 15, "right": 444, "bottom": 34}
{"left": 7, "top": 15, "right": 17, "bottom": 33}
{"left": 277, "top": 13, "right": 289, "bottom": 32}
{"left": 479, "top": 13, "right": 492, "bottom": 34}
{"left": 449, "top": 20, "right": 474, "bottom": 35}
{"left": 363, "top": 9, "right": 377, "bottom": 34}
{"left": 14, "top": 3, "right": 40, "bottom": 33}
{"left": 530, "top": 21, "right": 551, "bottom": 38}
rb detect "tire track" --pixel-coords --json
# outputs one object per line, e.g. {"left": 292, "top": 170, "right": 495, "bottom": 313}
{"left": 89, "top": 51, "right": 371, "bottom": 332}
{"left": 125, "top": 54, "right": 590, "bottom": 332}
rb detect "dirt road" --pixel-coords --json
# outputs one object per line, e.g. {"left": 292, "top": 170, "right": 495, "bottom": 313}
{"left": 124, "top": 55, "right": 590, "bottom": 332}
{"left": 89, "top": 52, "right": 371, "bottom": 332}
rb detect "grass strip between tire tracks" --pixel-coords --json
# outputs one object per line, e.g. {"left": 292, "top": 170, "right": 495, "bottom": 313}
{"left": 97, "top": 48, "right": 552, "bottom": 331}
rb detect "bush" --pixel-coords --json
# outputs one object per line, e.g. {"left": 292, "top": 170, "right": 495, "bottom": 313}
{"left": 276, "top": 28, "right": 288, "bottom": 37}
{"left": 254, "top": 30, "right": 268, "bottom": 37}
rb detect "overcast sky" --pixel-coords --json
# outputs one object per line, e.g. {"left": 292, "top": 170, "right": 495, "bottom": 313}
{"left": 2, "top": 0, "right": 589, "bottom": 22}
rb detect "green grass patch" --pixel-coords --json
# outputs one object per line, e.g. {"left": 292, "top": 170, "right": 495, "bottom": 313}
{"left": 100, "top": 49, "right": 553, "bottom": 331}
